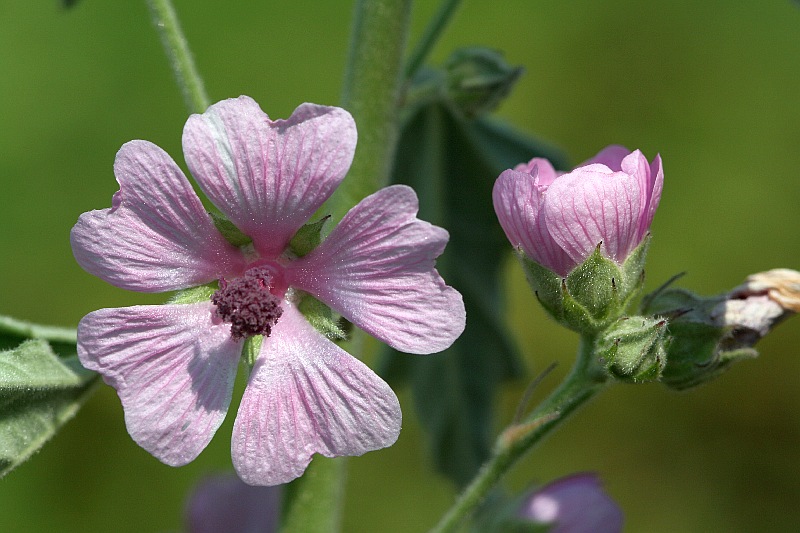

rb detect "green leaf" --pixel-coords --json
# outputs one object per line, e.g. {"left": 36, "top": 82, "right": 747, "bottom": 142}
{"left": 0, "top": 339, "right": 97, "bottom": 478}
{"left": 378, "top": 101, "right": 564, "bottom": 486}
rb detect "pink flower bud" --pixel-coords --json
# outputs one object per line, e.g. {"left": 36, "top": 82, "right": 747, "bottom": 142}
{"left": 494, "top": 145, "right": 663, "bottom": 276}
{"left": 518, "top": 473, "right": 623, "bottom": 533}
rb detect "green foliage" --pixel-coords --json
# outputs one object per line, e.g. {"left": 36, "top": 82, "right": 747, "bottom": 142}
{"left": 378, "top": 96, "right": 566, "bottom": 486}
{"left": 0, "top": 339, "right": 97, "bottom": 478}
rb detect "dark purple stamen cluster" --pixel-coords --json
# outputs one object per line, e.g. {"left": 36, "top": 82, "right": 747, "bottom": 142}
{"left": 212, "top": 267, "right": 283, "bottom": 340}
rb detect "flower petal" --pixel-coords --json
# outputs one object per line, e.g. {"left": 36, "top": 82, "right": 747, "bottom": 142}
{"left": 77, "top": 302, "right": 241, "bottom": 466}
{"left": 183, "top": 96, "right": 357, "bottom": 257}
{"left": 231, "top": 304, "right": 400, "bottom": 486}
{"left": 582, "top": 144, "right": 631, "bottom": 171}
{"left": 493, "top": 169, "right": 575, "bottom": 276}
{"left": 71, "top": 140, "right": 245, "bottom": 292}
{"left": 288, "top": 185, "right": 465, "bottom": 354}
{"left": 544, "top": 166, "right": 642, "bottom": 265}
{"left": 514, "top": 157, "right": 559, "bottom": 186}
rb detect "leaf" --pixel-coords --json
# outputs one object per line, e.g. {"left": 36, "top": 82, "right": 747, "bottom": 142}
{"left": 0, "top": 339, "right": 97, "bottom": 478}
{"left": 378, "top": 101, "right": 566, "bottom": 486}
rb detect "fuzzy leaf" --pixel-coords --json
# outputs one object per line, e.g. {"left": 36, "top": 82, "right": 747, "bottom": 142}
{"left": 0, "top": 339, "right": 97, "bottom": 477}
{"left": 379, "top": 101, "right": 565, "bottom": 486}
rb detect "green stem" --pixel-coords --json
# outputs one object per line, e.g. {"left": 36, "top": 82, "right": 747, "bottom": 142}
{"left": 428, "top": 335, "right": 610, "bottom": 533}
{"left": 404, "top": 0, "right": 462, "bottom": 80}
{"left": 279, "top": 457, "right": 348, "bottom": 533}
{"left": 0, "top": 315, "right": 77, "bottom": 345}
{"left": 145, "top": 0, "right": 210, "bottom": 114}
{"left": 326, "top": 0, "right": 412, "bottom": 223}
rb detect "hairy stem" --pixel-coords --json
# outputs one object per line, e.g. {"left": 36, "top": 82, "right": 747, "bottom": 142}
{"left": 145, "top": 0, "right": 210, "bottom": 114}
{"left": 325, "top": 0, "right": 412, "bottom": 223}
{"left": 428, "top": 335, "right": 610, "bottom": 533}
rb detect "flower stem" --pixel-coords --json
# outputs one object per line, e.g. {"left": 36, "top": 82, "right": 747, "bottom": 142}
{"left": 0, "top": 315, "right": 77, "bottom": 345}
{"left": 145, "top": 0, "right": 210, "bottom": 115}
{"left": 428, "top": 334, "right": 610, "bottom": 533}
{"left": 404, "top": 0, "right": 462, "bottom": 80}
{"left": 279, "top": 457, "right": 348, "bottom": 533}
{"left": 327, "top": 0, "right": 412, "bottom": 223}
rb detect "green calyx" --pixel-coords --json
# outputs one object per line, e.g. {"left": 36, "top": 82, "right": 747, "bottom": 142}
{"left": 289, "top": 216, "right": 330, "bottom": 257}
{"left": 297, "top": 293, "right": 347, "bottom": 341}
{"left": 596, "top": 316, "right": 669, "bottom": 383}
{"left": 519, "top": 237, "right": 649, "bottom": 334}
{"left": 167, "top": 284, "right": 217, "bottom": 305}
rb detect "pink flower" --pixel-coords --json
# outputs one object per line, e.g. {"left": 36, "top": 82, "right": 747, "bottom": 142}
{"left": 493, "top": 145, "right": 663, "bottom": 277}
{"left": 518, "top": 473, "right": 623, "bottom": 533}
{"left": 71, "top": 96, "right": 465, "bottom": 485}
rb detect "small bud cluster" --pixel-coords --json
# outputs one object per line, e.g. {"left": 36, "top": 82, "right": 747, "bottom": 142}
{"left": 212, "top": 267, "right": 283, "bottom": 340}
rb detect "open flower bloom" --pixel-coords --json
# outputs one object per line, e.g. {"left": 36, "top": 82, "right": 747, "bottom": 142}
{"left": 493, "top": 145, "right": 663, "bottom": 276}
{"left": 71, "top": 96, "right": 465, "bottom": 485}
{"left": 518, "top": 473, "right": 623, "bottom": 533}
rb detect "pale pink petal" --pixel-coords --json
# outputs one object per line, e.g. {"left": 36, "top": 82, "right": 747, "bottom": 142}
{"left": 514, "top": 157, "right": 560, "bottom": 186}
{"left": 183, "top": 96, "right": 357, "bottom": 257}
{"left": 71, "top": 141, "right": 245, "bottom": 292}
{"left": 287, "top": 185, "right": 465, "bottom": 354}
{"left": 77, "top": 302, "right": 241, "bottom": 466}
{"left": 544, "top": 166, "right": 642, "bottom": 266}
{"left": 639, "top": 153, "right": 663, "bottom": 241}
{"left": 231, "top": 304, "right": 401, "bottom": 486}
{"left": 582, "top": 144, "right": 631, "bottom": 171}
{"left": 493, "top": 169, "right": 575, "bottom": 276}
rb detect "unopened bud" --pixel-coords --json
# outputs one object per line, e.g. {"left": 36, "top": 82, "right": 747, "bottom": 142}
{"left": 642, "top": 269, "right": 799, "bottom": 389}
{"left": 597, "top": 316, "right": 669, "bottom": 383}
{"left": 444, "top": 47, "right": 523, "bottom": 117}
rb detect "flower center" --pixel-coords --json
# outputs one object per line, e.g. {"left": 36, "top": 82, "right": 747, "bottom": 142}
{"left": 212, "top": 266, "right": 284, "bottom": 340}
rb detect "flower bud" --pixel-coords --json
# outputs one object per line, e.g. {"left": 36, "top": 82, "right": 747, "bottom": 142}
{"left": 185, "top": 473, "right": 280, "bottom": 533}
{"left": 642, "top": 269, "right": 799, "bottom": 389}
{"left": 516, "top": 473, "right": 623, "bottom": 533}
{"left": 494, "top": 146, "right": 662, "bottom": 332}
{"left": 596, "top": 316, "right": 669, "bottom": 383}
{"left": 444, "top": 47, "right": 523, "bottom": 117}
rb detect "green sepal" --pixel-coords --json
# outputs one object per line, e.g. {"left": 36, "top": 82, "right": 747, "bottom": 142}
{"left": 596, "top": 316, "right": 669, "bottom": 383}
{"left": 289, "top": 216, "right": 330, "bottom": 258}
{"left": 242, "top": 335, "right": 263, "bottom": 370}
{"left": 210, "top": 211, "right": 252, "bottom": 247}
{"left": 0, "top": 339, "right": 98, "bottom": 478}
{"left": 564, "top": 245, "right": 623, "bottom": 324}
{"left": 520, "top": 247, "right": 631, "bottom": 334}
{"left": 618, "top": 234, "right": 650, "bottom": 305}
{"left": 167, "top": 284, "right": 217, "bottom": 305}
{"left": 297, "top": 293, "right": 346, "bottom": 341}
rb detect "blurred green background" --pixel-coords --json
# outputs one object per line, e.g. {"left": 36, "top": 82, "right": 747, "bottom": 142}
{"left": 2, "top": 1, "right": 800, "bottom": 531}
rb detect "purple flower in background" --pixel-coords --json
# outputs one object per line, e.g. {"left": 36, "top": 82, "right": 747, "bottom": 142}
{"left": 71, "top": 96, "right": 465, "bottom": 485}
{"left": 518, "top": 473, "right": 623, "bottom": 533}
{"left": 493, "top": 145, "right": 663, "bottom": 276}
{"left": 185, "top": 473, "right": 280, "bottom": 533}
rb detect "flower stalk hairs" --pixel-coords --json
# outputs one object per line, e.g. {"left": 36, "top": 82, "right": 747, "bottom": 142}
{"left": 71, "top": 96, "right": 465, "bottom": 485}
